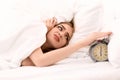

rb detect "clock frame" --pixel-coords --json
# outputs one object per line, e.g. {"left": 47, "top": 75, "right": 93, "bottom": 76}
{"left": 89, "top": 38, "right": 109, "bottom": 62}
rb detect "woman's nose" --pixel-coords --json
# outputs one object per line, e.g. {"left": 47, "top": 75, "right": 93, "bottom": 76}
{"left": 60, "top": 31, "right": 66, "bottom": 37}
{"left": 58, "top": 32, "right": 62, "bottom": 38}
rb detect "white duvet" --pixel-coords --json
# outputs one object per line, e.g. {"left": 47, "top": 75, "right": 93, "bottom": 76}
{"left": 0, "top": 23, "right": 47, "bottom": 70}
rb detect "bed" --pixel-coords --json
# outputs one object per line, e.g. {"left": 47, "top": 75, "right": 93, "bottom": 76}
{"left": 0, "top": 0, "right": 120, "bottom": 80}
{"left": 0, "top": 58, "right": 120, "bottom": 80}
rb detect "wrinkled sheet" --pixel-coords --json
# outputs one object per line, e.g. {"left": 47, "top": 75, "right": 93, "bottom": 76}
{"left": 0, "top": 23, "right": 47, "bottom": 70}
{"left": 0, "top": 58, "right": 119, "bottom": 80}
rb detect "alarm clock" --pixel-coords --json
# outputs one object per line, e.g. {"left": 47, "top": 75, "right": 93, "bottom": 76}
{"left": 89, "top": 38, "right": 109, "bottom": 62}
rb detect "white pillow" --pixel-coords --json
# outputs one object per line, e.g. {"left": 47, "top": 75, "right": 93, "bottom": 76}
{"left": 69, "top": 0, "right": 103, "bottom": 58}
{"left": 102, "top": 0, "right": 120, "bottom": 68}
{"left": 14, "top": 0, "right": 75, "bottom": 25}
{"left": 0, "top": 0, "right": 75, "bottom": 39}
{"left": 108, "top": 7, "right": 120, "bottom": 68}
{"left": 108, "top": 21, "right": 120, "bottom": 68}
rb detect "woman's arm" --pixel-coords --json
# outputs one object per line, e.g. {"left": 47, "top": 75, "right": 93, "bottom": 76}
{"left": 21, "top": 57, "right": 35, "bottom": 66}
{"left": 29, "top": 32, "right": 112, "bottom": 67}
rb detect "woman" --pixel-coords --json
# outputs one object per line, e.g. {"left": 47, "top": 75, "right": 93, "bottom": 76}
{"left": 21, "top": 17, "right": 112, "bottom": 67}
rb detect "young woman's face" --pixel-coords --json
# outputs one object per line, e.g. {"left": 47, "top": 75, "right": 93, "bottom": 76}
{"left": 46, "top": 23, "right": 73, "bottom": 49}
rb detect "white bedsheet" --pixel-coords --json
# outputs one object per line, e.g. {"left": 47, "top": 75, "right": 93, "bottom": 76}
{"left": 0, "top": 58, "right": 119, "bottom": 80}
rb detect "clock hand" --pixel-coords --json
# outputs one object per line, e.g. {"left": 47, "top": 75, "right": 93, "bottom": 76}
{"left": 100, "top": 46, "right": 102, "bottom": 56}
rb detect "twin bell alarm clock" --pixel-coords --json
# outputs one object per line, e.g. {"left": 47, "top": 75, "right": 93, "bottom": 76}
{"left": 89, "top": 38, "right": 109, "bottom": 62}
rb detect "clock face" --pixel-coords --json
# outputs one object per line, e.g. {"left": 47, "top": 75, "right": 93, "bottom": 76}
{"left": 90, "top": 43, "right": 108, "bottom": 62}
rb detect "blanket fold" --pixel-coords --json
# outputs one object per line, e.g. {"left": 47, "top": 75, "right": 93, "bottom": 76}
{"left": 0, "top": 22, "right": 47, "bottom": 70}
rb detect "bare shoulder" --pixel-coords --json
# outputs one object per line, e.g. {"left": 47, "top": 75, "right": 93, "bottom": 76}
{"left": 21, "top": 47, "right": 44, "bottom": 66}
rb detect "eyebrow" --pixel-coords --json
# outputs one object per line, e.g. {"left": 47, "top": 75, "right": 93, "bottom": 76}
{"left": 60, "top": 24, "right": 66, "bottom": 30}
{"left": 60, "top": 24, "right": 71, "bottom": 40}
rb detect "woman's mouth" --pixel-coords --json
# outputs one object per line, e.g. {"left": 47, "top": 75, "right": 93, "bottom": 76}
{"left": 54, "top": 34, "right": 60, "bottom": 42}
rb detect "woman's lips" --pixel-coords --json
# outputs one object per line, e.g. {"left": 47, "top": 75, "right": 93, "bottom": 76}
{"left": 54, "top": 34, "right": 60, "bottom": 42}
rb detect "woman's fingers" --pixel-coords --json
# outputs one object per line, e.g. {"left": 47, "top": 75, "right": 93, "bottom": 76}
{"left": 100, "top": 32, "right": 112, "bottom": 37}
{"left": 106, "top": 32, "right": 112, "bottom": 36}
{"left": 51, "top": 17, "right": 57, "bottom": 26}
{"left": 95, "top": 32, "right": 112, "bottom": 40}
{"left": 47, "top": 17, "right": 57, "bottom": 27}
{"left": 44, "top": 17, "right": 58, "bottom": 31}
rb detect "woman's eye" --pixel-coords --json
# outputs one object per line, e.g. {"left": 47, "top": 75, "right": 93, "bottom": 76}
{"left": 58, "top": 25, "right": 63, "bottom": 31}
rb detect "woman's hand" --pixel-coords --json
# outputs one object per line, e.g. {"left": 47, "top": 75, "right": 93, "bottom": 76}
{"left": 82, "top": 32, "right": 112, "bottom": 46}
{"left": 44, "top": 17, "right": 57, "bottom": 31}
{"left": 88, "top": 32, "right": 112, "bottom": 40}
